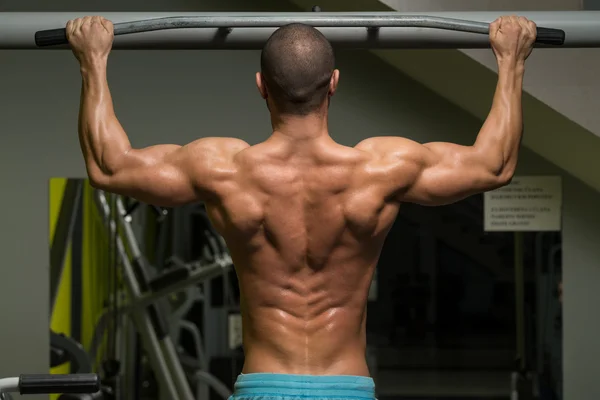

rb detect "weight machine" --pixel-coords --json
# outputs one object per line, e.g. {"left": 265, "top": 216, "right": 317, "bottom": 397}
{"left": 89, "top": 190, "right": 235, "bottom": 400}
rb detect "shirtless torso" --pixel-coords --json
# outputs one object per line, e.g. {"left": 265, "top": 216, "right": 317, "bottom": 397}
{"left": 165, "top": 127, "right": 513, "bottom": 376}
{"left": 206, "top": 135, "right": 401, "bottom": 376}
{"left": 66, "top": 14, "right": 536, "bottom": 381}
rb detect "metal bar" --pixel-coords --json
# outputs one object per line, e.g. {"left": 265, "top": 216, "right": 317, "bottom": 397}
{"left": 514, "top": 232, "right": 526, "bottom": 371}
{"left": 2, "top": 11, "right": 599, "bottom": 49}
{"left": 115, "top": 198, "right": 142, "bottom": 260}
{"left": 160, "top": 338, "right": 196, "bottom": 400}
{"left": 70, "top": 185, "right": 84, "bottom": 356}
{"left": 194, "top": 370, "right": 232, "bottom": 400}
{"left": 49, "top": 179, "right": 83, "bottom": 312}
{"left": 0, "top": 378, "right": 19, "bottom": 393}
{"left": 534, "top": 233, "right": 546, "bottom": 377}
{"left": 125, "top": 258, "right": 232, "bottom": 312}
{"left": 116, "top": 15, "right": 490, "bottom": 31}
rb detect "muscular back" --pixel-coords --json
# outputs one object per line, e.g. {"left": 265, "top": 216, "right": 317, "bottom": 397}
{"left": 204, "top": 136, "right": 400, "bottom": 376}
{"left": 92, "top": 124, "right": 511, "bottom": 375}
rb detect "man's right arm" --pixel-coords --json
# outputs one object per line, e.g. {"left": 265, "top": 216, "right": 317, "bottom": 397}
{"left": 357, "top": 16, "right": 536, "bottom": 206}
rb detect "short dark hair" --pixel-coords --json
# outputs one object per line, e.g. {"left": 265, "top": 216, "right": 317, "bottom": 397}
{"left": 260, "top": 23, "right": 335, "bottom": 116}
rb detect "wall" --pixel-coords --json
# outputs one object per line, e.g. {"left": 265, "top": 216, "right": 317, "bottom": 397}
{"left": 585, "top": 0, "right": 600, "bottom": 8}
{"left": 1, "top": 2, "right": 600, "bottom": 400}
{"left": 377, "top": 0, "right": 600, "bottom": 144}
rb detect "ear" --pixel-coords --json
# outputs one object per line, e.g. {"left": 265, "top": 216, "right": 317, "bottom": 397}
{"left": 256, "top": 72, "right": 268, "bottom": 99}
{"left": 329, "top": 69, "right": 340, "bottom": 97}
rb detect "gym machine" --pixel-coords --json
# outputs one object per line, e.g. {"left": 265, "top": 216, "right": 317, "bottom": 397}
{"left": 89, "top": 190, "right": 234, "bottom": 400}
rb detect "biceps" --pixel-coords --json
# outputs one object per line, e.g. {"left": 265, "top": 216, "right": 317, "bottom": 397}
{"left": 96, "top": 163, "right": 199, "bottom": 207}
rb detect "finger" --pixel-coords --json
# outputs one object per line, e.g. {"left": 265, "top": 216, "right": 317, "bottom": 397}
{"left": 517, "top": 16, "right": 529, "bottom": 38}
{"left": 518, "top": 17, "right": 534, "bottom": 44}
{"left": 81, "top": 16, "right": 92, "bottom": 30}
{"left": 528, "top": 20, "right": 537, "bottom": 40}
{"left": 99, "top": 17, "right": 114, "bottom": 34}
{"left": 65, "top": 20, "right": 73, "bottom": 39}
{"left": 518, "top": 16, "right": 528, "bottom": 28}
{"left": 489, "top": 18, "right": 500, "bottom": 37}
{"left": 105, "top": 19, "right": 115, "bottom": 35}
{"left": 91, "top": 15, "right": 103, "bottom": 29}
{"left": 520, "top": 16, "right": 533, "bottom": 38}
{"left": 491, "top": 17, "right": 503, "bottom": 37}
{"left": 74, "top": 17, "right": 85, "bottom": 33}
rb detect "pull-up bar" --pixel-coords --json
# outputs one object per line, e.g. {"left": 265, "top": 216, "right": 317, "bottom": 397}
{"left": 35, "top": 15, "right": 565, "bottom": 47}
{"left": 1, "top": 11, "right": 599, "bottom": 50}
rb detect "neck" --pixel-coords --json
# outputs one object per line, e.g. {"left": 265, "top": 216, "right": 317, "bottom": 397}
{"left": 270, "top": 111, "right": 329, "bottom": 140}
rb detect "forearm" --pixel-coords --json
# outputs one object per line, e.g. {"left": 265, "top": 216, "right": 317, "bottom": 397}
{"left": 474, "top": 59, "right": 525, "bottom": 178}
{"left": 78, "top": 59, "right": 132, "bottom": 179}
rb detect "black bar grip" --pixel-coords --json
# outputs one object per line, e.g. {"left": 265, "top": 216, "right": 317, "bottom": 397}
{"left": 35, "top": 28, "right": 68, "bottom": 47}
{"left": 536, "top": 27, "right": 565, "bottom": 46}
{"left": 19, "top": 374, "right": 100, "bottom": 395}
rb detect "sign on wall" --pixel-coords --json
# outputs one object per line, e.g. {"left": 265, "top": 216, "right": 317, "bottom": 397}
{"left": 484, "top": 176, "right": 562, "bottom": 232}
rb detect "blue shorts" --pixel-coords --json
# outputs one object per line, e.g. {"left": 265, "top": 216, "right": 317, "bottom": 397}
{"left": 229, "top": 373, "right": 376, "bottom": 400}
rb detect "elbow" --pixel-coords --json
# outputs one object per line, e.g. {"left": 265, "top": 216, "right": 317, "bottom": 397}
{"left": 87, "top": 169, "right": 111, "bottom": 190}
{"left": 485, "top": 151, "right": 516, "bottom": 188}
{"left": 88, "top": 177, "right": 103, "bottom": 189}
{"left": 88, "top": 176, "right": 107, "bottom": 190}
{"left": 86, "top": 159, "right": 119, "bottom": 190}
{"left": 495, "top": 166, "right": 515, "bottom": 188}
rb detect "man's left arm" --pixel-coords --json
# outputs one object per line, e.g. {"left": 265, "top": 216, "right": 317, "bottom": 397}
{"left": 70, "top": 16, "right": 248, "bottom": 207}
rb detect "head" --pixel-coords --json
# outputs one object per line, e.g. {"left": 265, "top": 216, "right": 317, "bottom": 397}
{"left": 257, "top": 23, "right": 339, "bottom": 117}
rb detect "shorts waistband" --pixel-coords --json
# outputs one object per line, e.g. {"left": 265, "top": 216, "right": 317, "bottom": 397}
{"left": 233, "top": 373, "right": 375, "bottom": 399}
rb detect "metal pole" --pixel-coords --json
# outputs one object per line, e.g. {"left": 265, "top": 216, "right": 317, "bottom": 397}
{"left": 127, "top": 259, "right": 232, "bottom": 311}
{"left": 2, "top": 11, "right": 599, "bottom": 49}
{"left": 534, "top": 233, "right": 546, "bottom": 381}
{"left": 111, "top": 197, "right": 196, "bottom": 400}
{"left": 514, "top": 232, "right": 526, "bottom": 372}
{"left": 95, "top": 192, "right": 181, "bottom": 400}
{"left": 50, "top": 179, "right": 83, "bottom": 312}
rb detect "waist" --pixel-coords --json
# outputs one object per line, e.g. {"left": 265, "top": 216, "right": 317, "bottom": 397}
{"left": 242, "top": 343, "right": 370, "bottom": 377}
{"left": 233, "top": 373, "right": 376, "bottom": 399}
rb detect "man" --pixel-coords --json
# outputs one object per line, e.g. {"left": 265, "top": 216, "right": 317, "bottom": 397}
{"left": 66, "top": 15, "right": 536, "bottom": 400}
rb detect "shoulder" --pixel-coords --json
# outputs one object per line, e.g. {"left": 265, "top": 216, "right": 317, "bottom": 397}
{"left": 352, "top": 138, "right": 431, "bottom": 198}
{"left": 355, "top": 136, "right": 425, "bottom": 163}
{"left": 186, "top": 137, "right": 250, "bottom": 164}
{"left": 189, "top": 137, "right": 250, "bottom": 154}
